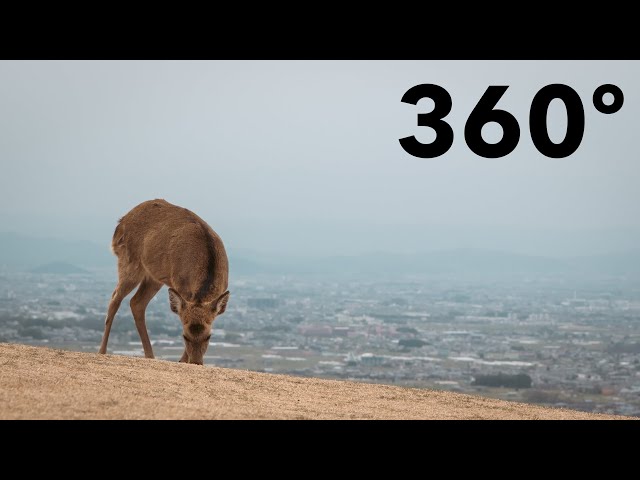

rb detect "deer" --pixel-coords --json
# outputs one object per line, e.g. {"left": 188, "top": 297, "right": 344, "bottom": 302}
{"left": 98, "top": 199, "right": 230, "bottom": 365}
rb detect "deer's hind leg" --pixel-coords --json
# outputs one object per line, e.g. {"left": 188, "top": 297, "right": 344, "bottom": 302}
{"left": 99, "top": 258, "right": 142, "bottom": 355}
{"left": 130, "top": 277, "right": 162, "bottom": 359}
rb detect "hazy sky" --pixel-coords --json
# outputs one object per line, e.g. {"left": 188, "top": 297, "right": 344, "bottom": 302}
{"left": 0, "top": 61, "right": 638, "bottom": 256}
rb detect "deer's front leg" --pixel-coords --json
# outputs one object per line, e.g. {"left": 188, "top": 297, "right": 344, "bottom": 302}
{"left": 129, "top": 278, "right": 162, "bottom": 359}
{"left": 179, "top": 350, "right": 188, "bottom": 363}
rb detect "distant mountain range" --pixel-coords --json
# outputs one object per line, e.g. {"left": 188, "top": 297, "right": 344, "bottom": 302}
{"left": 229, "top": 249, "right": 640, "bottom": 276}
{"left": 1, "top": 232, "right": 639, "bottom": 276}
{"left": 0, "top": 232, "right": 114, "bottom": 268}
{"left": 31, "top": 261, "right": 89, "bottom": 274}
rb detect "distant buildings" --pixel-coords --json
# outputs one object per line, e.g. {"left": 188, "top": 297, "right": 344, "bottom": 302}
{"left": 248, "top": 298, "right": 279, "bottom": 309}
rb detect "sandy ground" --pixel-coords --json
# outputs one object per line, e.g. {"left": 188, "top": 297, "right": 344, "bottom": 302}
{"left": 0, "top": 343, "right": 629, "bottom": 420}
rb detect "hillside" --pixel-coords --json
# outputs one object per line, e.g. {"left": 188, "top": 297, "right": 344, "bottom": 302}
{"left": 0, "top": 343, "right": 628, "bottom": 420}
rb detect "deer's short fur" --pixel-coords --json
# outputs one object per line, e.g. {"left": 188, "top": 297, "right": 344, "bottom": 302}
{"left": 98, "top": 199, "right": 229, "bottom": 365}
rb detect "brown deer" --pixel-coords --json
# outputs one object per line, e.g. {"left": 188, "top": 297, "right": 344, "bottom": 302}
{"left": 98, "top": 199, "right": 229, "bottom": 365}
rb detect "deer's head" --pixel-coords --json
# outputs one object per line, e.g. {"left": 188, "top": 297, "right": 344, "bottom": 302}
{"left": 168, "top": 288, "right": 230, "bottom": 365}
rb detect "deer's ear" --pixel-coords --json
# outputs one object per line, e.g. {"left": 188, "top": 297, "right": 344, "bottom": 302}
{"left": 168, "top": 288, "right": 185, "bottom": 314}
{"left": 213, "top": 291, "right": 230, "bottom": 315}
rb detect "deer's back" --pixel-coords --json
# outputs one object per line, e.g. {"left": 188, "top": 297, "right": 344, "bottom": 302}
{"left": 112, "top": 199, "right": 229, "bottom": 304}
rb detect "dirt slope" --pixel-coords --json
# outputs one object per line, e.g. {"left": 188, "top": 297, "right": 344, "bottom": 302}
{"left": 0, "top": 343, "right": 628, "bottom": 419}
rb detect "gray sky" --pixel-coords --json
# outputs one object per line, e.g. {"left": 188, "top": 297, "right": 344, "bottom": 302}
{"left": 0, "top": 61, "right": 638, "bottom": 256}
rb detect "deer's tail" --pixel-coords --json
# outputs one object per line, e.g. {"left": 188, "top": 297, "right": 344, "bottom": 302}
{"left": 110, "top": 218, "right": 126, "bottom": 256}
